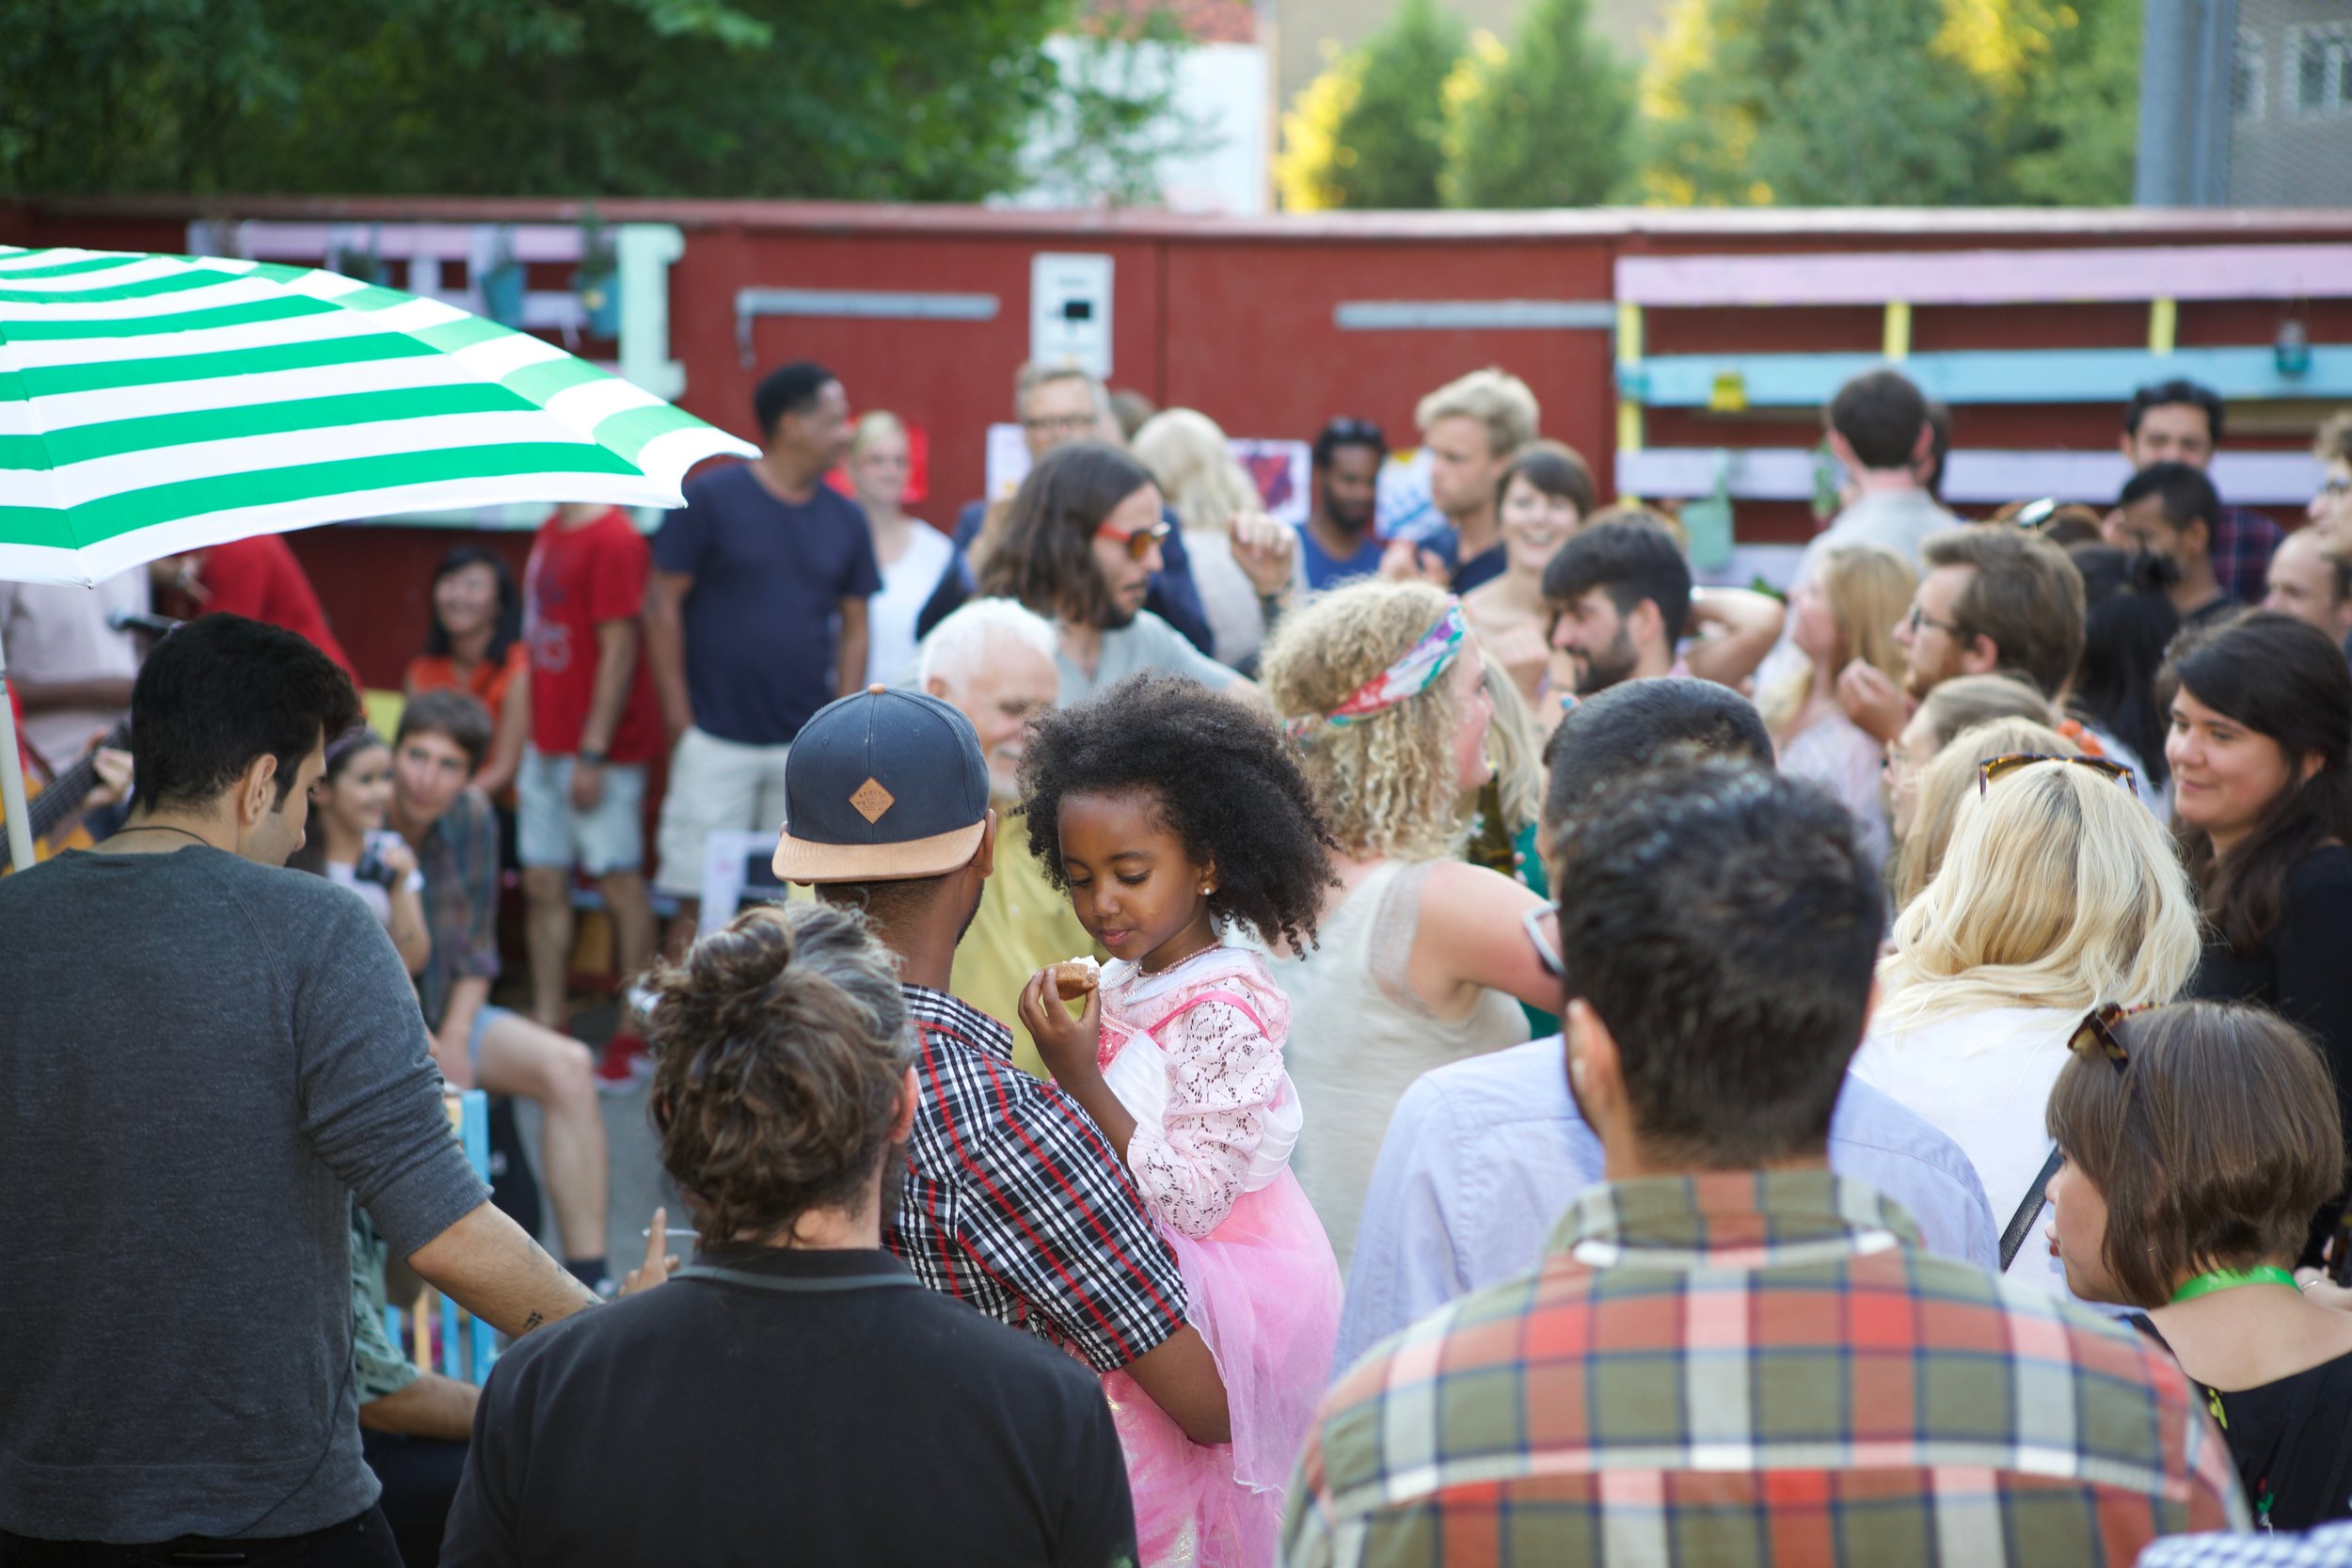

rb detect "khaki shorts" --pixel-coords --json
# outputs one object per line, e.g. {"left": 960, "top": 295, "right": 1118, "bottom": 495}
{"left": 654, "top": 726, "right": 792, "bottom": 898}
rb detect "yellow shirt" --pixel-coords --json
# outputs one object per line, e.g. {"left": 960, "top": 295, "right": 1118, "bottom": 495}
{"left": 950, "top": 840, "right": 1101, "bottom": 1079}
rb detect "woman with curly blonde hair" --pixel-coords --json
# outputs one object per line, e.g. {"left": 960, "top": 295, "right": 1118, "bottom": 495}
{"left": 1257, "top": 579, "right": 1561, "bottom": 1264}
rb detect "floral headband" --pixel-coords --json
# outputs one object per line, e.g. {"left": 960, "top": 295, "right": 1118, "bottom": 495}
{"left": 1283, "top": 600, "right": 1468, "bottom": 740}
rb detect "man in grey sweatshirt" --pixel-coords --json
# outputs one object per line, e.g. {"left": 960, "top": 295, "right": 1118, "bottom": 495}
{"left": 0, "top": 614, "right": 596, "bottom": 1562}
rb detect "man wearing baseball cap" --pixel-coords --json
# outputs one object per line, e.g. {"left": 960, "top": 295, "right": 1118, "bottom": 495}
{"left": 775, "top": 685, "right": 1231, "bottom": 1445}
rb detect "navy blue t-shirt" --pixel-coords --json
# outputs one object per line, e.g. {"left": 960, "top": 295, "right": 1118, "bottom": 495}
{"left": 652, "top": 464, "right": 882, "bottom": 747}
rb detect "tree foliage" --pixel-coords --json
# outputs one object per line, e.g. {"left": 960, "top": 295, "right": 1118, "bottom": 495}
{"left": 1323, "top": 0, "right": 1466, "bottom": 210}
{"left": 1440, "top": 0, "right": 1634, "bottom": 208}
{"left": 0, "top": 0, "right": 1162, "bottom": 203}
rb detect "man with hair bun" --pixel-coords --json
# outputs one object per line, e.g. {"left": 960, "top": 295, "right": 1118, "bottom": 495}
{"left": 440, "top": 901, "right": 1137, "bottom": 1565}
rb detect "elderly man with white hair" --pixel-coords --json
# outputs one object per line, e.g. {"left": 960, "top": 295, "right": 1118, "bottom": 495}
{"left": 920, "top": 599, "right": 1102, "bottom": 1075}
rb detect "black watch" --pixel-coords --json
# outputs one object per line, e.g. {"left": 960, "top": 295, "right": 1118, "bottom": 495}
{"left": 578, "top": 748, "right": 608, "bottom": 766}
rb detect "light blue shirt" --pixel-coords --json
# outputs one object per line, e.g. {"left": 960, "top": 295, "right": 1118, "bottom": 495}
{"left": 1336, "top": 1035, "right": 2002, "bottom": 1375}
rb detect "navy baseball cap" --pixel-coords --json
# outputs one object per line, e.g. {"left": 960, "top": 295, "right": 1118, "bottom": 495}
{"left": 772, "top": 684, "right": 991, "bottom": 882}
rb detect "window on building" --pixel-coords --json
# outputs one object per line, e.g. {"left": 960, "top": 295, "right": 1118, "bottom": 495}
{"left": 2233, "top": 28, "right": 2265, "bottom": 119}
{"left": 2290, "top": 23, "right": 2352, "bottom": 115}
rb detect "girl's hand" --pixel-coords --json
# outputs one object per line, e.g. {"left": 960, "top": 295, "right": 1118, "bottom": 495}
{"left": 1018, "top": 968, "right": 1103, "bottom": 1086}
{"left": 377, "top": 838, "right": 419, "bottom": 882}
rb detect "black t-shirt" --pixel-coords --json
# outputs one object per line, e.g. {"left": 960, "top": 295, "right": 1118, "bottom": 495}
{"left": 2130, "top": 1316, "right": 2352, "bottom": 1529}
{"left": 440, "top": 1246, "right": 1136, "bottom": 1567}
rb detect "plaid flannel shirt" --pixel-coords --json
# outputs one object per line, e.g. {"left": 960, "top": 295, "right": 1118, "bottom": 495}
{"left": 1284, "top": 1171, "right": 2247, "bottom": 1568}
{"left": 2138, "top": 1523, "right": 2352, "bottom": 1568}
{"left": 2214, "top": 504, "right": 2285, "bottom": 604}
{"left": 412, "top": 787, "right": 500, "bottom": 1033}
{"left": 889, "top": 985, "right": 1188, "bottom": 1372}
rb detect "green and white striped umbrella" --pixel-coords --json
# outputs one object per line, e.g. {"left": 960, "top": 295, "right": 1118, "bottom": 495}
{"left": 0, "top": 244, "right": 757, "bottom": 586}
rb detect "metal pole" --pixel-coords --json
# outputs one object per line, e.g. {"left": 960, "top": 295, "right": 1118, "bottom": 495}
{"left": 0, "top": 636, "right": 39, "bottom": 873}
{"left": 2188, "top": 0, "right": 2240, "bottom": 205}
{"left": 2136, "top": 0, "right": 2193, "bottom": 205}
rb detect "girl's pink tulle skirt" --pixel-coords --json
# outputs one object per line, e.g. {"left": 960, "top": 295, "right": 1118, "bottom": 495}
{"left": 1097, "top": 1167, "right": 1342, "bottom": 1568}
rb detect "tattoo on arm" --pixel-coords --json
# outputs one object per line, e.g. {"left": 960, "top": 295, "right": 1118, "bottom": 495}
{"left": 521, "top": 1311, "right": 544, "bottom": 1332}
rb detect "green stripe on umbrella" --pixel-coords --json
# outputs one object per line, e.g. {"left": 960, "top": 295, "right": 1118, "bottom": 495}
{"left": 0, "top": 243, "right": 757, "bottom": 587}
{"left": 0, "top": 240, "right": 760, "bottom": 873}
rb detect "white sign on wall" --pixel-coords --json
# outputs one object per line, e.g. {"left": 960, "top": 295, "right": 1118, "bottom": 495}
{"left": 1031, "top": 253, "right": 1114, "bottom": 380}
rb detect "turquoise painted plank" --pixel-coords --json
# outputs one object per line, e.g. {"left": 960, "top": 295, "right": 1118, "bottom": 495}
{"left": 1624, "top": 345, "right": 2352, "bottom": 407}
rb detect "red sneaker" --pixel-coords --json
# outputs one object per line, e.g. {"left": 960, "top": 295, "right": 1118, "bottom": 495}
{"left": 595, "top": 1032, "right": 652, "bottom": 1096}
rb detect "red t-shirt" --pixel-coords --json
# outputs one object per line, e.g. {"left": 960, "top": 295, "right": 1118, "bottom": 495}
{"left": 522, "top": 508, "right": 661, "bottom": 763}
{"left": 194, "top": 534, "right": 359, "bottom": 683}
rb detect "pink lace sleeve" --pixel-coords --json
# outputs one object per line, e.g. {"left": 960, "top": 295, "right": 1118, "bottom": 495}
{"left": 1129, "top": 998, "right": 1283, "bottom": 1239}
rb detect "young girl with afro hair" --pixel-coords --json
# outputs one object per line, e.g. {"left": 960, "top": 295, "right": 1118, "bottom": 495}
{"left": 1015, "top": 672, "right": 1342, "bottom": 1568}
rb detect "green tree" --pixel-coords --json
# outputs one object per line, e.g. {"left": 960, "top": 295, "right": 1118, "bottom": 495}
{"left": 1441, "top": 0, "right": 1634, "bottom": 207}
{"left": 2000, "top": 0, "right": 2143, "bottom": 205}
{"left": 1326, "top": 0, "right": 1466, "bottom": 210}
{"left": 0, "top": 0, "right": 1177, "bottom": 204}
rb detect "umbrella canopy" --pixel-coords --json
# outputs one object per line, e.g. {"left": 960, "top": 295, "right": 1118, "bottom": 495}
{"left": 0, "top": 244, "right": 757, "bottom": 586}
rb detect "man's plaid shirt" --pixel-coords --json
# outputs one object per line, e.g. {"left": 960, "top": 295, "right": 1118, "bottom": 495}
{"left": 889, "top": 984, "right": 1188, "bottom": 1372}
{"left": 1283, "top": 1171, "right": 2247, "bottom": 1568}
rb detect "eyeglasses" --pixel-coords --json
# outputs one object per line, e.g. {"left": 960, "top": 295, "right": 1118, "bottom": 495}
{"left": 1521, "top": 902, "right": 1564, "bottom": 980}
{"left": 2068, "top": 1002, "right": 2151, "bottom": 1077}
{"left": 1902, "top": 602, "right": 1968, "bottom": 639}
{"left": 1097, "top": 517, "right": 1171, "bottom": 562}
{"left": 1023, "top": 412, "right": 1097, "bottom": 436}
{"left": 1976, "top": 752, "right": 2137, "bottom": 797}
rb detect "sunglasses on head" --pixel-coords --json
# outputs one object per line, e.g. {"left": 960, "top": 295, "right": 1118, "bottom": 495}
{"left": 2010, "top": 497, "right": 2060, "bottom": 531}
{"left": 1976, "top": 752, "right": 2137, "bottom": 797}
{"left": 1097, "top": 517, "right": 1171, "bottom": 562}
{"left": 2069, "top": 1002, "right": 2151, "bottom": 1076}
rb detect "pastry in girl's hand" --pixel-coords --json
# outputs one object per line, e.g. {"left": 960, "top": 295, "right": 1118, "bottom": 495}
{"left": 1050, "top": 957, "right": 1100, "bottom": 1001}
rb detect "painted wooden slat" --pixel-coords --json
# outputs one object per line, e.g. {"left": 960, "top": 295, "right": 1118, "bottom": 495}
{"left": 1331, "top": 299, "right": 1615, "bottom": 329}
{"left": 1627, "top": 344, "right": 2352, "bottom": 408}
{"left": 1617, "top": 447, "right": 2326, "bottom": 506}
{"left": 1616, "top": 245, "right": 2352, "bottom": 308}
{"left": 193, "top": 221, "right": 595, "bottom": 263}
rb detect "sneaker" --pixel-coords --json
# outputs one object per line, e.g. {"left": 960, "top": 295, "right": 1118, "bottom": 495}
{"left": 594, "top": 1031, "right": 653, "bottom": 1096}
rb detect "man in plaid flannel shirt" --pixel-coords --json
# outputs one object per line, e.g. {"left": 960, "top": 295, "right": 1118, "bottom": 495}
{"left": 1284, "top": 761, "right": 2245, "bottom": 1568}
{"left": 2122, "top": 378, "right": 2282, "bottom": 604}
{"left": 778, "top": 681, "right": 1232, "bottom": 1446}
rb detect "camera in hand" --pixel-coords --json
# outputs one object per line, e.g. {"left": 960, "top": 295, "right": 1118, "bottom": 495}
{"left": 352, "top": 835, "right": 402, "bottom": 889}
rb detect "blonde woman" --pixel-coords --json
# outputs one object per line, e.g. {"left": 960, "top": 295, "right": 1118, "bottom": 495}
{"left": 1883, "top": 673, "right": 2056, "bottom": 854}
{"left": 848, "top": 411, "right": 953, "bottom": 685}
{"left": 1133, "top": 408, "right": 1306, "bottom": 670}
{"left": 1852, "top": 756, "right": 2201, "bottom": 1294}
{"left": 1762, "top": 544, "right": 1915, "bottom": 867}
{"left": 1258, "top": 580, "right": 1560, "bottom": 1265}
{"left": 1892, "top": 716, "right": 2070, "bottom": 911}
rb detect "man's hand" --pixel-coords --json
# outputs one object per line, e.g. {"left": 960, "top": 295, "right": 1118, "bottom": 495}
{"left": 85, "top": 746, "right": 135, "bottom": 811}
{"left": 569, "top": 756, "right": 606, "bottom": 813}
{"left": 1228, "top": 512, "right": 1297, "bottom": 598}
{"left": 1377, "top": 537, "right": 1449, "bottom": 587}
{"left": 620, "top": 1205, "right": 679, "bottom": 1297}
{"left": 1017, "top": 968, "right": 1103, "bottom": 1088}
{"left": 1836, "top": 658, "right": 1912, "bottom": 745}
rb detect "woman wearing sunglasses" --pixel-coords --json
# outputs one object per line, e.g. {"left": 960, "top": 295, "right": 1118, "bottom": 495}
{"left": 1852, "top": 755, "right": 2201, "bottom": 1294}
{"left": 2169, "top": 611, "right": 2352, "bottom": 1266}
{"left": 974, "top": 442, "right": 1263, "bottom": 706}
{"left": 2045, "top": 1000, "right": 2352, "bottom": 1530}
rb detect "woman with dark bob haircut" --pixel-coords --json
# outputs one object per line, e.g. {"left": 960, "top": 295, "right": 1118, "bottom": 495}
{"left": 2045, "top": 1000, "right": 2352, "bottom": 1529}
{"left": 439, "top": 901, "right": 1140, "bottom": 1562}
{"left": 2167, "top": 610, "right": 2352, "bottom": 1260}
{"left": 973, "top": 441, "right": 1248, "bottom": 705}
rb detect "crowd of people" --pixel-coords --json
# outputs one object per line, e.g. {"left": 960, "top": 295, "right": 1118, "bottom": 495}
{"left": 7, "top": 355, "right": 2352, "bottom": 1568}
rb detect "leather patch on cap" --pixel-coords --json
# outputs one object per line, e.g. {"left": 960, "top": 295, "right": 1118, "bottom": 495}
{"left": 850, "top": 777, "right": 896, "bottom": 824}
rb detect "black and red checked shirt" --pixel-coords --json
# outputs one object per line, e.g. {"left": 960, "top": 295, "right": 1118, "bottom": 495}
{"left": 890, "top": 984, "right": 1188, "bottom": 1371}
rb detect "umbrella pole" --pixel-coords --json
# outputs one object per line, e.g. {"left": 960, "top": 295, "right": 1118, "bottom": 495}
{"left": 0, "top": 637, "right": 36, "bottom": 873}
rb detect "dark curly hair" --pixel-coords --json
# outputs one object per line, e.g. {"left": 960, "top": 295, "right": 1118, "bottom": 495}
{"left": 1018, "top": 673, "right": 1337, "bottom": 955}
{"left": 642, "top": 902, "right": 911, "bottom": 1244}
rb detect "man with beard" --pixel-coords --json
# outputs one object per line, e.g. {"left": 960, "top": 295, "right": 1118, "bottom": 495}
{"left": 1299, "top": 417, "right": 1388, "bottom": 589}
{"left": 1837, "top": 524, "right": 2086, "bottom": 747}
{"left": 768, "top": 684, "right": 1233, "bottom": 1455}
{"left": 1542, "top": 517, "right": 1785, "bottom": 699}
{"left": 974, "top": 442, "right": 1263, "bottom": 704}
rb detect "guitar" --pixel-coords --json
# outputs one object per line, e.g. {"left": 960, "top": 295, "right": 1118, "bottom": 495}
{"left": 0, "top": 715, "right": 133, "bottom": 873}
